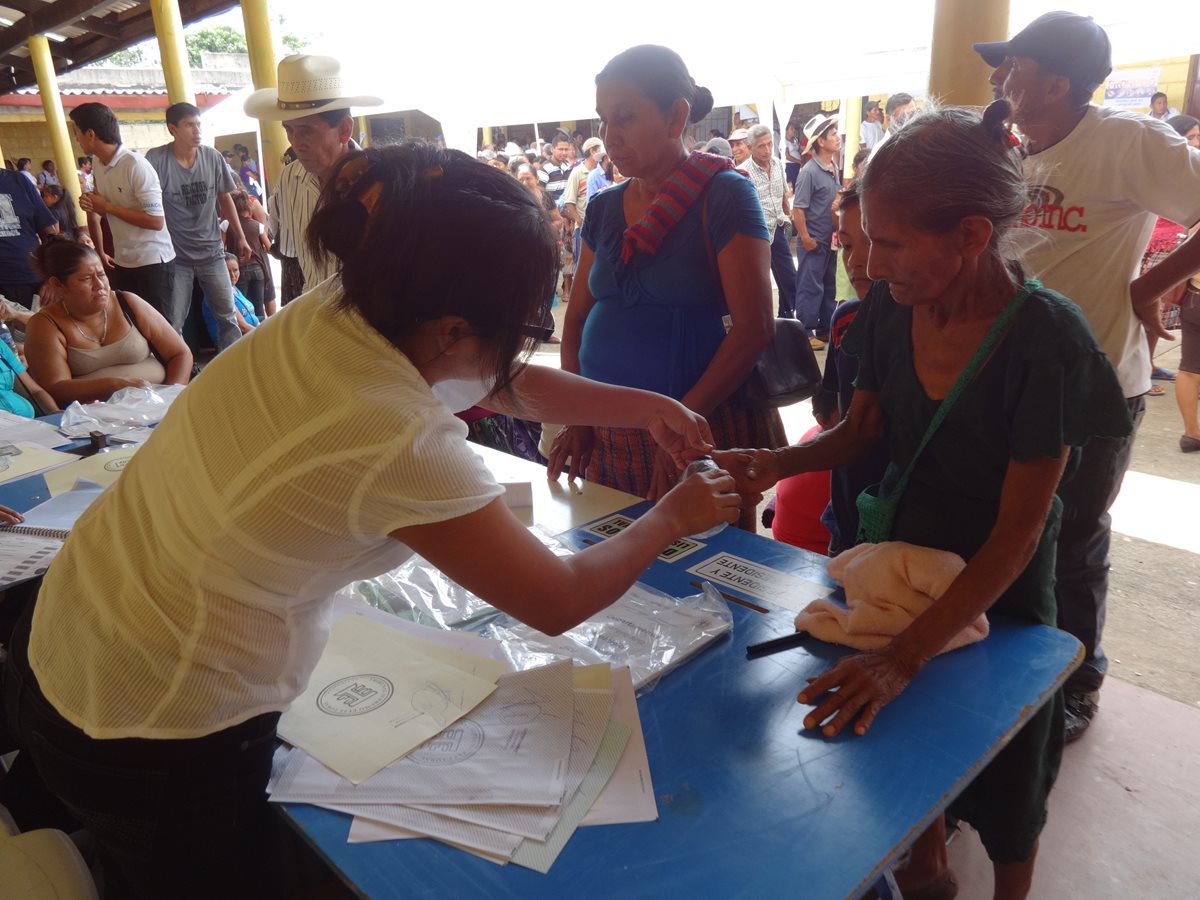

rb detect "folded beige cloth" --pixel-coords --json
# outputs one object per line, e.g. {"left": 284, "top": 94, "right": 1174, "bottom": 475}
{"left": 794, "top": 541, "right": 988, "bottom": 654}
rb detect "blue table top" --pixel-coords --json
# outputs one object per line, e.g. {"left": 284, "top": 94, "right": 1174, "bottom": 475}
{"left": 283, "top": 502, "right": 1082, "bottom": 900}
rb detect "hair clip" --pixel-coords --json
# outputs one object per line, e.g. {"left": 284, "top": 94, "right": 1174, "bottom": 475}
{"left": 422, "top": 165, "right": 445, "bottom": 180}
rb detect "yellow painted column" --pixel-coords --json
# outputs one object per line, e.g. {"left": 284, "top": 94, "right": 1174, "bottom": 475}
{"left": 240, "top": 0, "right": 289, "bottom": 192}
{"left": 841, "top": 96, "right": 862, "bottom": 180}
{"left": 150, "top": 0, "right": 195, "bottom": 105}
{"left": 928, "top": 0, "right": 1010, "bottom": 106}
{"left": 482, "top": 126, "right": 493, "bottom": 147}
{"left": 356, "top": 116, "right": 370, "bottom": 147}
{"left": 29, "top": 35, "right": 85, "bottom": 229}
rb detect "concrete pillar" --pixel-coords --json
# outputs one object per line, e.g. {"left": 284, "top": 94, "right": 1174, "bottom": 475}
{"left": 928, "top": 0, "right": 1011, "bottom": 106}
{"left": 841, "top": 96, "right": 862, "bottom": 181}
{"left": 483, "top": 126, "right": 493, "bottom": 148}
{"left": 149, "top": 0, "right": 195, "bottom": 105}
{"left": 356, "top": 116, "right": 370, "bottom": 147}
{"left": 28, "top": 35, "right": 85, "bottom": 229}
{"left": 239, "top": 0, "right": 289, "bottom": 191}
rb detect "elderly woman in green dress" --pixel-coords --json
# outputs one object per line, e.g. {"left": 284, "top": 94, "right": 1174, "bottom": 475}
{"left": 720, "top": 101, "right": 1131, "bottom": 899}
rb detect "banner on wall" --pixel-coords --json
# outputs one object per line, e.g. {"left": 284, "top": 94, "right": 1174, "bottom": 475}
{"left": 1103, "top": 67, "right": 1161, "bottom": 109}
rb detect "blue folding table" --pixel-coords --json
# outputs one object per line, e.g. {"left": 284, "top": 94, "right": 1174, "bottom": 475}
{"left": 280, "top": 500, "right": 1081, "bottom": 900}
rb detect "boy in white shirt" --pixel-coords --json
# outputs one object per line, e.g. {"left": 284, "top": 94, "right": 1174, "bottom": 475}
{"left": 974, "top": 11, "right": 1200, "bottom": 741}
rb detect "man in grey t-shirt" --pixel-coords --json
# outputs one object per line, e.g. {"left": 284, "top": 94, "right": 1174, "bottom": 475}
{"left": 147, "top": 102, "right": 251, "bottom": 352}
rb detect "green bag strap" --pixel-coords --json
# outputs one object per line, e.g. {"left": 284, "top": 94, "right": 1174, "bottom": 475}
{"left": 889, "top": 278, "right": 1041, "bottom": 499}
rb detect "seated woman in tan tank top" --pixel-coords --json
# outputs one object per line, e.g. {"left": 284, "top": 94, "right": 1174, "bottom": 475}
{"left": 25, "top": 236, "right": 192, "bottom": 406}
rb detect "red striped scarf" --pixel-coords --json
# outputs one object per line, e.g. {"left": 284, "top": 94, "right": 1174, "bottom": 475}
{"left": 620, "top": 151, "right": 743, "bottom": 263}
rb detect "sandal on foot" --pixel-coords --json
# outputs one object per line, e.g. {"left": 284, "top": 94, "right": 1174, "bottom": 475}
{"left": 1151, "top": 367, "right": 1176, "bottom": 382}
{"left": 1147, "top": 384, "right": 1165, "bottom": 397}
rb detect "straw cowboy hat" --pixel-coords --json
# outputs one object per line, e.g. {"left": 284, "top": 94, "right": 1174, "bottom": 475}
{"left": 244, "top": 55, "right": 382, "bottom": 122}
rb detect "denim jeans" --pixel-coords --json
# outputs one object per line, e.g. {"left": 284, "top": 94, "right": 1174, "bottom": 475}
{"left": 795, "top": 242, "right": 838, "bottom": 336}
{"left": 769, "top": 225, "right": 798, "bottom": 318}
{"left": 1055, "top": 395, "right": 1146, "bottom": 694}
{"left": 110, "top": 261, "right": 175, "bottom": 318}
{"left": 2, "top": 603, "right": 283, "bottom": 899}
{"left": 237, "top": 262, "right": 267, "bottom": 320}
{"left": 167, "top": 256, "right": 241, "bottom": 351}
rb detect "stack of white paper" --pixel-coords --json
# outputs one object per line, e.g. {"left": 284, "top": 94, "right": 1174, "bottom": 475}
{"left": 270, "top": 614, "right": 657, "bottom": 873}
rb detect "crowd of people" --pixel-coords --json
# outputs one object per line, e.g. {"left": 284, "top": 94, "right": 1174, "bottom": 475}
{"left": 0, "top": 12, "right": 1198, "bottom": 899}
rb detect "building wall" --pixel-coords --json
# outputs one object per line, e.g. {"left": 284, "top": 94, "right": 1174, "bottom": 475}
{"left": 1092, "top": 56, "right": 1194, "bottom": 114}
{"left": 2, "top": 109, "right": 170, "bottom": 164}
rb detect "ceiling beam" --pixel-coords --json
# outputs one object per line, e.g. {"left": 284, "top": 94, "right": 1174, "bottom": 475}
{"left": 0, "top": 0, "right": 46, "bottom": 15}
{"left": 77, "top": 15, "right": 123, "bottom": 39}
{"left": 0, "top": 0, "right": 119, "bottom": 58}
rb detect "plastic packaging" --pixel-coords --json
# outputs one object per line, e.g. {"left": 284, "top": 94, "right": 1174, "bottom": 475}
{"left": 0, "top": 322, "right": 16, "bottom": 354}
{"left": 58, "top": 384, "right": 187, "bottom": 438}
{"left": 333, "top": 527, "right": 573, "bottom": 629}
{"left": 485, "top": 581, "right": 733, "bottom": 693}
{"left": 684, "top": 456, "right": 728, "bottom": 539}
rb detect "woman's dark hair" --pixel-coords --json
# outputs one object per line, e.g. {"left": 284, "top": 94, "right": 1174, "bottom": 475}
{"left": 16, "top": 158, "right": 31, "bottom": 171}
{"left": 862, "top": 100, "right": 1026, "bottom": 256}
{"left": 1167, "top": 114, "right": 1199, "bottom": 138}
{"left": 41, "top": 159, "right": 54, "bottom": 170}
{"left": 307, "top": 141, "right": 557, "bottom": 394}
{"left": 41, "top": 184, "right": 64, "bottom": 201}
{"left": 838, "top": 178, "right": 862, "bottom": 212}
{"left": 230, "top": 188, "right": 251, "bottom": 217}
{"left": 69, "top": 103, "right": 122, "bottom": 145}
{"left": 596, "top": 45, "right": 714, "bottom": 125}
{"left": 29, "top": 234, "right": 99, "bottom": 283}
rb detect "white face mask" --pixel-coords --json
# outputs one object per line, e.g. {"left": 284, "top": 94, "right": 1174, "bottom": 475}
{"left": 430, "top": 375, "right": 494, "bottom": 413}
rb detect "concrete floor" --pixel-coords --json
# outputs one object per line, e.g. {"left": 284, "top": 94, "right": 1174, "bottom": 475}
{"left": 541, "top": 307, "right": 1200, "bottom": 898}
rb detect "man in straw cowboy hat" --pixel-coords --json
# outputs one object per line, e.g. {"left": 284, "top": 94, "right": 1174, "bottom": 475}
{"left": 245, "top": 55, "right": 381, "bottom": 300}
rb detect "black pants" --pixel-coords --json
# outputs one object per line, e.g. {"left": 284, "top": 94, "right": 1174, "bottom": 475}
{"left": 0, "top": 282, "right": 37, "bottom": 309}
{"left": 2, "top": 603, "right": 284, "bottom": 899}
{"left": 1055, "top": 395, "right": 1146, "bottom": 694}
{"left": 109, "top": 261, "right": 175, "bottom": 318}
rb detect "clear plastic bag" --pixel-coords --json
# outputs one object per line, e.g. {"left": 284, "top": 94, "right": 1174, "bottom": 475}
{"left": 58, "top": 385, "right": 186, "bottom": 438}
{"left": 333, "top": 527, "right": 573, "bottom": 629}
{"left": 485, "top": 581, "right": 733, "bottom": 693}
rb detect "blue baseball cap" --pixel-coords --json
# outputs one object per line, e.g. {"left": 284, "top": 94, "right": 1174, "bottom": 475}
{"left": 973, "top": 11, "right": 1112, "bottom": 91}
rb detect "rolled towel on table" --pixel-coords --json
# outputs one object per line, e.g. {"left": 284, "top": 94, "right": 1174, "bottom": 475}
{"left": 793, "top": 541, "right": 988, "bottom": 654}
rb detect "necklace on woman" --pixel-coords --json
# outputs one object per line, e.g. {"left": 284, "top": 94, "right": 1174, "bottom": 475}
{"left": 66, "top": 303, "right": 108, "bottom": 344}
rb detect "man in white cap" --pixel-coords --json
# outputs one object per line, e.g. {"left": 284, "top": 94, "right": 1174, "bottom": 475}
{"left": 975, "top": 11, "right": 1200, "bottom": 742}
{"left": 244, "top": 55, "right": 381, "bottom": 299}
{"left": 728, "top": 128, "right": 752, "bottom": 166}
{"left": 792, "top": 113, "right": 841, "bottom": 348}
{"left": 558, "top": 136, "right": 606, "bottom": 302}
{"left": 561, "top": 137, "right": 604, "bottom": 229}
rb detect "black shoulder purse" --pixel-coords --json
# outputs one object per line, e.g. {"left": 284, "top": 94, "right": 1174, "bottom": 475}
{"left": 699, "top": 188, "right": 822, "bottom": 408}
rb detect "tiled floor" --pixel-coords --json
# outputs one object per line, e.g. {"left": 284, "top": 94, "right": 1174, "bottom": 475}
{"left": 947, "top": 677, "right": 1200, "bottom": 898}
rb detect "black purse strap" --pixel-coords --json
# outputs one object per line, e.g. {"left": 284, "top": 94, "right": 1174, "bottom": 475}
{"left": 114, "top": 290, "right": 168, "bottom": 370}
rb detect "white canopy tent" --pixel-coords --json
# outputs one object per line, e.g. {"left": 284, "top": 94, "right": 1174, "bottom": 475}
{"left": 202, "top": 0, "right": 1200, "bottom": 155}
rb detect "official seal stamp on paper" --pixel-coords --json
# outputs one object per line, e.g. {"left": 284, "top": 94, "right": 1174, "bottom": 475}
{"left": 317, "top": 674, "right": 394, "bottom": 717}
{"left": 406, "top": 719, "right": 486, "bottom": 766}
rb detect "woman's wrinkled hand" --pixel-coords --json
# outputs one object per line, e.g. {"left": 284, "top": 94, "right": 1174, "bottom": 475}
{"left": 797, "top": 645, "right": 923, "bottom": 738}
{"left": 0, "top": 503, "right": 25, "bottom": 526}
{"left": 712, "top": 448, "right": 779, "bottom": 503}
{"left": 547, "top": 425, "right": 595, "bottom": 483}
{"left": 654, "top": 464, "right": 741, "bottom": 537}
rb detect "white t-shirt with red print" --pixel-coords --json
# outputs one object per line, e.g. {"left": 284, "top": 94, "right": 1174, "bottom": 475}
{"left": 1014, "top": 105, "right": 1200, "bottom": 397}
